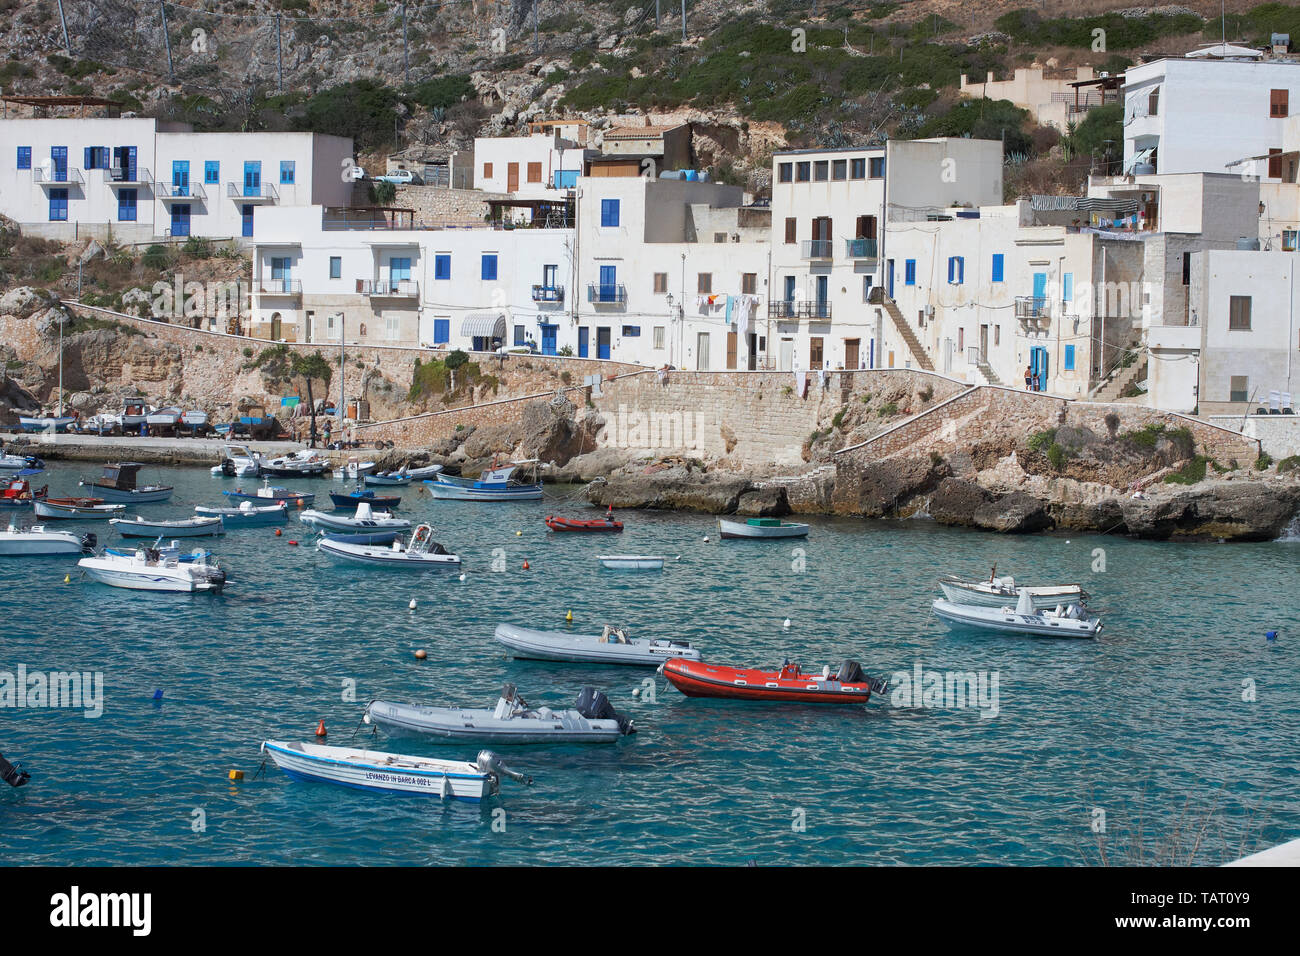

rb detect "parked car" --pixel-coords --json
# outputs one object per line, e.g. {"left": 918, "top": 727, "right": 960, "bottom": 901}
{"left": 374, "top": 169, "right": 417, "bottom": 185}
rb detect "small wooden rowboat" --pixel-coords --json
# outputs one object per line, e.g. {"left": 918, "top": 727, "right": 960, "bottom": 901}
{"left": 598, "top": 555, "right": 663, "bottom": 570}
{"left": 662, "top": 658, "right": 887, "bottom": 704}
{"left": 110, "top": 515, "right": 225, "bottom": 538}
{"left": 717, "top": 517, "right": 809, "bottom": 539}
{"left": 545, "top": 510, "right": 623, "bottom": 532}
{"left": 34, "top": 497, "right": 126, "bottom": 520}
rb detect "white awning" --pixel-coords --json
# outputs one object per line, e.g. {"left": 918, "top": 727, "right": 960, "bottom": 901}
{"left": 461, "top": 311, "right": 507, "bottom": 338}
{"left": 1123, "top": 147, "right": 1154, "bottom": 174}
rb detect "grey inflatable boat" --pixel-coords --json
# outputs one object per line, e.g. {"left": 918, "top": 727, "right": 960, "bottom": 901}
{"left": 494, "top": 622, "right": 702, "bottom": 666}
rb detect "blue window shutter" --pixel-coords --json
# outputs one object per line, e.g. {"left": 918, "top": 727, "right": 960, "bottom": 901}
{"left": 434, "top": 318, "right": 449, "bottom": 344}
{"left": 435, "top": 255, "right": 451, "bottom": 280}
{"left": 991, "top": 254, "right": 1004, "bottom": 283}
{"left": 905, "top": 260, "right": 916, "bottom": 285}
{"left": 1064, "top": 345, "right": 1075, "bottom": 371}
{"left": 601, "top": 199, "right": 619, "bottom": 227}
{"left": 947, "top": 257, "right": 954, "bottom": 283}
{"left": 481, "top": 254, "right": 497, "bottom": 281}
{"left": 17, "top": 146, "right": 31, "bottom": 169}
{"left": 1063, "top": 272, "right": 1073, "bottom": 305}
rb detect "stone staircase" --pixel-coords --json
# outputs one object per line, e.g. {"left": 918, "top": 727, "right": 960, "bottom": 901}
{"left": 1092, "top": 356, "right": 1149, "bottom": 403}
{"left": 872, "top": 290, "right": 934, "bottom": 371}
{"left": 973, "top": 355, "right": 1003, "bottom": 386}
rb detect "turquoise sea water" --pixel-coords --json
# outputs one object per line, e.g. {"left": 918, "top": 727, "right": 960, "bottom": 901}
{"left": 1, "top": 461, "right": 1298, "bottom": 866}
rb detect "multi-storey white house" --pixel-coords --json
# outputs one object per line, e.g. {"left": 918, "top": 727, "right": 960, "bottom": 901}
{"left": 0, "top": 116, "right": 353, "bottom": 244}
{"left": 473, "top": 132, "right": 590, "bottom": 199}
{"left": 573, "top": 175, "right": 769, "bottom": 368}
{"left": 1123, "top": 54, "right": 1300, "bottom": 178}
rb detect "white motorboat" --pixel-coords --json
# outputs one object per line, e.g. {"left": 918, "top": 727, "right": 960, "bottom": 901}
{"left": 932, "top": 590, "right": 1102, "bottom": 639}
{"left": 717, "top": 517, "right": 810, "bottom": 539}
{"left": 210, "top": 444, "right": 264, "bottom": 478}
{"left": 34, "top": 497, "right": 127, "bottom": 520}
{"left": 939, "top": 573, "right": 1087, "bottom": 610}
{"left": 78, "top": 548, "right": 226, "bottom": 593}
{"left": 0, "top": 447, "right": 44, "bottom": 474}
{"left": 120, "top": 400, "right": 155, "bottom": 432}
{"left": 145, "top": 406, "right": 183, "bottom": 428}
{"left": 81, "top": 412, "right": 122, "bottom": 435}
{"left": 598, "top": 555, "right": 664, "bottom": 570}
{"left": 110, "top": 515, "right": 225, "bottom": 538}
{"left": 316, "top": 523, "right": 459, "bottom": 568}
{"left": 364, "top": 471, "right": 413, "bottom": 486}
{"left": 299, "top": 501, "right": 411, "bottom": 535}
{"left": 494, "top": 622, "right": 702, "bottom": 666}
{"left": 402, "top": 464, "right": 443, "bottom": 480}
{"left": 0, "top": 523, "right": 95, "bottom": 556}
{"left": 333, "top": 457, "right": 376, "bottom": 480}
{"left": 194, "top": 502, "right": 288, "bottom": 528}
{"left": 260, "top": 741, "right": 529, "bottom": 802}
{"left": 365, "top": 683, "right": 634, "bottom": 744}
{"left": 262, "top": 449, "right": 330, "bottom": 478}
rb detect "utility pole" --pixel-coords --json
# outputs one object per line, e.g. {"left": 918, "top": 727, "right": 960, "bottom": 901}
{"left": 338, "top": 313, "right": 345, "bottom": 435}
{"left": 55, "top": 0, "right": 72, "bottom": 56}
{"left": 159, "top": 2, "right": 174, "bottom": 80}
{"left": 681, "top": 0, "right": 686, "bottom": 43}
{"left": 533, "top": 0, "right": 539, "bottom": 55}
{"left": 276, "top": 14, "right": 284, "bottom": 92}
{"left": 402, "top": 5, "right": 410, "bottom": 85}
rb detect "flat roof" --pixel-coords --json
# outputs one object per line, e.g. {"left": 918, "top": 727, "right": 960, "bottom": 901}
{"left": 772, "top": 146, "right": 884, "bottom": 157}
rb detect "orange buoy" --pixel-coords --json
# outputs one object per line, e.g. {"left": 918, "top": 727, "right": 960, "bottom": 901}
{"left": 415, "top": 649, "right": 428, "bottom": 660}
{"left": 275, "top": 528, "right": 282, "bottom": 536}
{"left": 314, "top": 719, "right": 327, "bottom": 737}
{"left": 522, "top": 560, "right": 530, "bottom": 570}
{"left": 288, "top": 540, "right": 298, "bottom": 546}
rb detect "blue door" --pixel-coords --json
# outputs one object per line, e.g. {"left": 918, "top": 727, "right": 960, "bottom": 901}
{"left": 50, "top": 146, "right": 67, "bottom": 181}
{"left": 598, "top": 265, "right": 616, "bottom": 302}
{"left": 172, "top": 160, "right": 190, "bottom": 196}
{"left": 241, "top": 204, "right": 254, "bottom": 238}
{"left": 271, "top": 256, "right": 290, "bottom": 292}
{"left": 578, "top": 326, "right": 589, "bottom": 358}
{"left": 783, "top": 276, "right": 796, "bottom": 315}
{"left": 433, "top": 318, "right": 449, "bottom": 345}
{"left": 887, "top": 259, "right": 895, "bottom": 298}
{"left": 597, "top": 327, "right": 611, "bottom": 360}
{"left": 815, "top": 276, "right": 828, "bottom": 318}
{"left": 1030, "top": 346, "right": 1048, "bottom": 392}
{"left": 540, "top": 324, "right": 557, "bottom": 355}
{"left": 113, "top": 146, "right": 137, "bottom": 180}
{"left": 170, "top": 203, "right": 191, "bottom": 237}
{"left": 243, "top": 161, "right": 261, "bottom": 197}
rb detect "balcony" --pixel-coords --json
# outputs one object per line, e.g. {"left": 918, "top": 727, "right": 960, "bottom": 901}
{"left": 155, "top": 181, "right": 207, "bottom": 201}
{"left": 362, "top": 279, "right": 419, "bottom": 298}
{"left": 844, "top": 237, "right": 878, "bottom": 259}
{"left": 768, "top": 300, "right": 832, "bottom": 320}
{"left": 1015, "top": 296, "right": 1050, "bottom": 320}
{"left": 33, "top": 167, "right": 84, "bottom": 186}
{"left": 800, "top": 239, "right": 833, "bottom": 260}
{"left": 107, "top": 167, "right": 152, "bottom": 187}
{"left": 587, "top": 283, "right": 627, "bottom": 305}
{"left": 256, "top": 278, "right": 302, "bottom": 297}
{"left": 227, "top": 182, "right": 279, "bottom": 204}
{"left": 532, "top": 285, "right": 565, "bottom": 303}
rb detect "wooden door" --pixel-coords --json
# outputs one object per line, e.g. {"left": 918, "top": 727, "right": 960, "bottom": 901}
{"left": 844, "top": 338, "right": 859, "bottom": 370}
{"left": 507, "top": 162, "right": 519, "bottom": 191}
{"left": 726, "top": 331, "right": 737, "bottom": 369}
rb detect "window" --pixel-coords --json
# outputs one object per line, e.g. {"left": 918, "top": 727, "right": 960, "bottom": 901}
{"left": 481, "top": 254, "right": 498, "bottom": 281}
{"left": 957, "top": 328, "right": 964, "bottom": 351}
{"left": 205, "top": 161, "right": 220, "bottom": 184}
{"left": 1284, "top": 230, "right": 1299, "bottom": 252}
{"left": 697, "top": 273, "right": 712, "bottom": 293}
{"left": 653, "top": 326, "right": 665, "bottom": 349}
{"left": 784, "top": 218, "right": 796, "bottom": 243}
{"left": 1269, "top": 148, "right": 1284, "bottom": 179}
{"left": 1064, "top": 344, "right": 1076, "bottom": 371}
{"left": 1228, "top": 295, "right": 1252, "bottom": 330}
{"left": 482, "top": 162, "right": 494, "bottom": 180}
{"left": 778, "top": 162, "right": 792, "bottom": 183}
{"left": 713, "top": 232, "right": 727, "bottom": 243}
{"left": 795, "top": 161, "right": 810, "bottom": 182}
{"left": 742, "top": 273, "right": 757, "bottom": 294}
{"left": 600, "top": 199, "right": 620, "bottom": 227}
{"left": 1148, "top": 88, "right": 1160, "bottom": 117}
{"left": 434, "top": 254, "right": 451, "bottom": 280}
{"left": 329, "top": 256, "right": 342, "bottom": 279}
{"left": 622, "top": 326, "right": 641, "bottom": 337}
{"left": 813, "top": 160, "right": 829, "bottom": 182}
{"left": 83, "top": 147, "right": 105, "bottom": 169}
{"left": 994, "top": 326, "right": 1000, "bottom": 346}
{"left": 514, "top": 325, "right": 526, "bottom": 346}
{"left": 1062, "top": 273, "right": 1073, "bottom": 306}
{"left": 280, "top": 161, "right": 295, "bottom": 184}
{"left": 849, "top": 157, "right": 866, "bottom": 179}
{"left": 869, "top": 157, "right": 885, "bottom": 178}
{"left": 16, "top": 146, "right": 31, "bottom": 170}
{"left": 831, "top": 159, "right": 847, "bottom": 181}
{"left": 809, "top": 337, "right": 823, "bottom": 367}
{"left": 947, "top": 256, "right": 964, "bottom": 285}
{"left": 653, "top": 272, "right": 668, "bottom": 294}
{"left": 117, "top": 188, "right": 137, "bottom": 222}
{"left": 527, "top": 161, "right": 542, "bottom": 183}
{"left": 991, "top": 253, "right": 1004, "bottom": 283}
{"left": 862, "top": 276, "right": 874, "bottom": 301}
{"left": 1230, "top": 375, "right": 1249, "bottom": 403}
{"left": 433, "top": 318, "right": 450, "bottom": 344}
{"left": 1271, "top": 89, "right": 1289, "bottom": 118}
{"left": 385, "top": 314, "right": 400, "bottom": 340}
{"left": 1182, "top": 251, "right": 1192, "bottom": 284}
{"left": 904, "top": 260, "right": 916, "bottom": 286}
{"left": 48, "top": 188, "right": 68, "bottom": 221}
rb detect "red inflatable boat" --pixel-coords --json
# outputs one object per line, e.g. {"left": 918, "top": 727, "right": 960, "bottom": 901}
{"left": 662, "top": 659, "right": 886, "bottom": 705}
{"left": 545, "top": 508, "right": 623, "bottom": 532}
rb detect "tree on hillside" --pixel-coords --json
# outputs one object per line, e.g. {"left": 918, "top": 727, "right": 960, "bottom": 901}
{"left": 290, "top": 351, "right": 333, "bottom": 447}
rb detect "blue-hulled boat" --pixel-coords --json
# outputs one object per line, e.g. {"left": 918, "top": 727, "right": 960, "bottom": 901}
{"left": 223, "top": 479, "right": 314, "bottom": 508}
{"left": 425, "top": 461, "right": 543, "bottom": 502}
{"left": 79, "top": 462, "right": 173, "bottom": 503}
{"left": 329, "top": 488, "right": 401, "bottom": 510}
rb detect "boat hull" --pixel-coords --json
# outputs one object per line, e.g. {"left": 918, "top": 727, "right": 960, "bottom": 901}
{"left": 85, "top": 486, "right": 174, "bottom": 504}
{"left": 425, "top": 478, "right": 543, "bottom": 501}
{"left": 493, "top": 623, "right": 700, "bottom": 666}
{"left": 546, "top": 516, "right": 623, "bottom": 532}
{"left": 194, "top": 504, "right": 288, "bottom": 527}
{"left": 299, "top": 510, "right": 411, "bottom": 534}
{"left": 938, "top": 580, "right": 1086, "bottom": 610}
{"left": 224, "top": 489, "right": 315, "bottom": 507}
{"left": 262, "top": 741, "right": 496, "bottom": 802}
{"left": 0, "top": 533, "right": 87, "bottom": 556}
{"left": 717, "top": 518, "right": 809, "bottom": 539}
{"left": 317, "top": 538, "right": 460, "bottom": 567}
{"left": 366, "top": 700, "right": 624, "bottom": 744}
{"left": 329, "top": 492, "right": 401, "bottom": 510}
{"left": 34, "top": 500, "right": 125, "bottom": 520}
{"left": 111, "top": 517, "right": 224, "bottom": 538}
{"left": 931, "top": 599, "right": 1101, "bottom": 638}
{"left": 599, "top": 555, "right": 663, "bottom": 570}
{"left": 364, "top": 474, "right": 412, "bottom": 486}
{"left": 662, "top": 659, "right": 877, "bottom": 704}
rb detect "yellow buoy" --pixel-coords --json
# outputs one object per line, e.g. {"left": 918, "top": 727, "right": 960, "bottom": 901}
{"left": 516, "top": 530, "right": 522, "bottom": 536}
{"left": 566, "top": 610, "right": 573, "bottom": 622}
{"left": 63, "top": 574, "right": 70, "bottom": 583}
{"left": 228, "top": 769, "right": 244, "bottom": 781}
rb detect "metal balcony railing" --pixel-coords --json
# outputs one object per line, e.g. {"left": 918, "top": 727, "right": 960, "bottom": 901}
{"left": 800, "top": 239, "right": 833, "bottom": 259}
{"left": 257, "top": 278, "right": 302, "bottom": 295}
{"left": 532, "top": 284, "right": 565, "bottom": 303}
{"left": 107, "top": 167, "right": 151, "bottom": 186}
{"left": 155, "top": 181, "right": 207, "bottom": 200}
{"left": 227, "top": 182, "right": 280, "bottom": 202}
{"left": 33, "top": 167, "right": 84, "bottom": 185}
{"left": 1015, "top": 296, "right": 1050, "bottom": 320}
{"left": 364, "top": 279, "right": 419, "bottom": 297}
{"left": 587, "top": 283, "right": 627, "bottom": 305}
{"left": 768, "top": 300, "right": 832, "bottom": 320}
{"left": 844, "top": 237, "right": 878, "bottom": 259}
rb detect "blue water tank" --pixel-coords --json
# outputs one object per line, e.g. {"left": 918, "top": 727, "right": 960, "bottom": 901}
{"left": 684, "top": 169, "right": 699, "bottom": 182}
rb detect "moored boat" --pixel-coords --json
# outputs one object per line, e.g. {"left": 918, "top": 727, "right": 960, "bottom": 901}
{"left": 717, "top": 517, "right": 810, "bottom": 539}
{"left": 17, "top": 415, "right": 76, "bottom": 433}
{"left": 0, "top": 447, "right": 45, "bottom": 474}
{"left": 494, "top": 622, "right": 701, "bottom": 666}
{"left": 364, "top": 683, "right": 634, "bottom": 744}
{"left": 300, "top": 501, "right": 411, "bottom": 535}
{"left": 333, "top": 457, "right": 376, "bottom": 480}
{"left": 364, "top": 470, "right": 413, "bottom": 486}
{"left": 545, "top": 508, "right": 622, "bottom": 532}
{"left": 78, "top": 548, "right": 226, "bottom": 593}
{"left": 598, "top": 554, "right": 664, "bottom": 570}
{"left": 210, "top": 444, "right": 264, "bottom": 478}
{"left": 34, "top": 497, "right": 126, "bottom": 520}
{"left": 316, "top": 523, "right": 459, "bottom": 568}
{"left": 223, "top": 479, "right": 314, "bottom": 508}
{"left": 0, "top": 523, "right": 95, "bottom": 556}
{"left": 329, "top": 488, "right": 401, "bottom": 510}
{"left": 79, "top": 462, "right": 173, "bottom": 503}
{"left": 0, "top": 478, "right": 48, "bottom": 509}
{"left": 260, "top": 741, "right": 529, "bottom": 802}
{"left": 110, "top": 515, "right": 225, "bottom": 538}
{"left": 426, "top": 460, "right": 543, "bottom": 502}
{"left": 662, "top": 658, "right": 888, "bottom": 704}
{"left": 262, "top": 449, "right": 331, "bottom": 478}
{"left": 931, "top": 592, "right": 1102, "bottom": 639}
{"left": 194, "top": 501, "right": 289, "bottom": 528}
{"left": 938, "top": 572, "right": 1087, "bottom": 610}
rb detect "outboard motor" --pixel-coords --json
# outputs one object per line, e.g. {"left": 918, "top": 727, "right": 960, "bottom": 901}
{"left": 476, "top": 750, "right": 531, "bottom": 786}
{"left": 836, "top": 660, "right": 866, "bottom": 684}
{"left": 575, "top": 686, "right": 635, "bottom": 735}
{"left": 0, "top": 752, "right": 30, "bottom": 788}
{"left": 220, "top": 458, "right": 237, "bottom": 477}
{"left": 80, "top": 532, "right": 97, "bottom": 554}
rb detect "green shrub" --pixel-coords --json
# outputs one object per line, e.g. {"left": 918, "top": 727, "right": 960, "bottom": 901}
{"left": 242, "top": 347, "right": 254, "bottom": 358}
{"left": 444, "top": 349, "right": 469, "bottom": 371}
{"left": 1028, "top": 428, "right": 1057, "bottom": 454}
{"left": 182, "top": 235, "right": 215, "bottom": 259}
{"left": 919, "top": 385, "right": 934, "bottom": 404}
{"left": 1046, "top": 443, "right": 1067, "bottom": 471}
{"left": 142, "top": 244, "right": 171, "bottom": 271}
{"left": 995, "top": 9, "right": 1203, "bottom": 49}
{"left": 831, "top": 408, "right": 846, "bottom": 429}
{"left": 877, "top": 402, "right": 899, "bottom": 417}
{"left": 1257, "top": 452, "right": 1275, "bottom": 470}
{"left": 1277, "top": 455, "right": 1300, "bottom": 475}
{"left": 1165, "top": 455, "right": 1210, "bottom": 485}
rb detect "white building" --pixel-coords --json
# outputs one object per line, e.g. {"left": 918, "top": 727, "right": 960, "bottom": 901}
{"left": 1123, "top": 55, "right": 1300, "bottom": 178}
{"left": 474, "top": 132, "right": 589, "bottom": 199}
{"left": 0, "top": 116, "right": 353, "bottom": 244}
